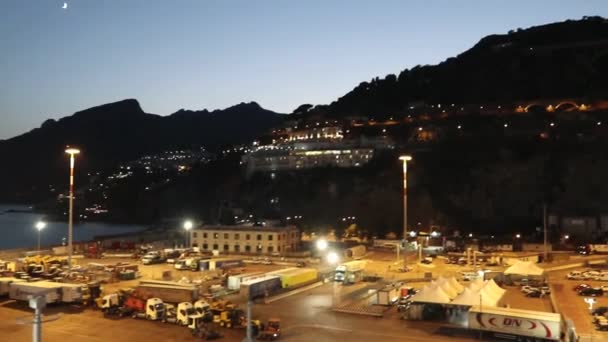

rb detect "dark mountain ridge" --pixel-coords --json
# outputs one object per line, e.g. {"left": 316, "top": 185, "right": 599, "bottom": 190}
{"left": 325, "top": 17, "right": 608, "bottom": 118}
{"left": 0, "top": 99, "right": 284, "bottom": 201}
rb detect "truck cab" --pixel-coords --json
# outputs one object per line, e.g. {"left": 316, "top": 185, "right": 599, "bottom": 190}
{"left": 174, "top": 258, "right": 199, "bottom": 270}
{"left": 176, "top": 302, "right": 196, "bottom": 325}
{"left": 194, "top": 299, "right": 211, "bottom": 314}
{"left": 134, "top": 298, "right": 166, "bottom": 320}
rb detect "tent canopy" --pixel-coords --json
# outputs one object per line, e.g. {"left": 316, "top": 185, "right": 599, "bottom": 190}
{"left": 412, "top": 285, "right": 451, "bottom": 304}
{"left": 504, "top": 261, "right": 545, "bottom": 276}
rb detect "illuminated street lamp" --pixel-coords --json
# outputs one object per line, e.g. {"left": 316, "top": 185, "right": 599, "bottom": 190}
{"left": 316, "top": 239, "right": 328, "bottom": 251}
{"left": 327, "top": 252, "right": 339, "bottom": 265}
{"left": 515, "top": 233, "right": 521, "bottom": 239}
{"left": 65, "top": 147, "right": 80, "bottom": 268}
{"left": 35, "top": 221, "right": 46, "bottom": 254}
{"left": 430, "top": 231, "right": 439, "bottom": 238}
{"left": 183, "top": 220, "right": 193, "bottom": 248}
{"left": 564, "top": 235, "right": 570, "bottom": 240}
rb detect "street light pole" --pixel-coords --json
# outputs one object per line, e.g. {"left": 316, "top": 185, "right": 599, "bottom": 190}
{"left": 399, "top": 155, "right": 412, "bottom": 268}
{"left": 65, "top": 148, "right": 80, "bottom": 268}
{"left": 35, "top": 221, "right": 46, "bottom": 255}
{"left": 543, "top": 203, "right": 548, "bottom": 263}
{"left": 183, "top": 220, "right": 193, "bottom": 248}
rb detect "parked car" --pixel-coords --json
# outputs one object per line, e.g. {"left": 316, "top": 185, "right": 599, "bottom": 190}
{"left": 521, "top": 286, "right": 538, "bottom": 294}
{"left": 592, "top": 306, "right": 608, "bottom": 315}
{"left": 141, "top": 254, "right": 164, "bottom": 265}
{"left": 421, "top": 257, "right": 433, "bottom": 265}
{"left": 567, "top": 271, "right": 587, "bottom": 280}
{"left": 579, "top": 288, "right": 603, "bottom": 297}
{"left": 526, "top": 290, "right": 542, "bottom": 297}
{"left": 574, "top": 284, "right": 591, "bottom": 292}
{"left": 584, "top": 271, "right": 602, "bottom": 280}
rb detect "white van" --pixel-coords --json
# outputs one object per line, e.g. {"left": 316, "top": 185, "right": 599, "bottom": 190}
{"left": 461, "top": 271, "right": 480, "bottom": 281}
{"left": 566, "top": 271, "right": 585, "bottom": 280}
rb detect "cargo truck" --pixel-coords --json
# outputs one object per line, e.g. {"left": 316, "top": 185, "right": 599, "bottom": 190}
{"left": 240, "top": 276, "right": 282, "bottom": 299}
{"left": 377, "top": 285, "right": 400, "bottom": 305}
{"left": 344, "top": 245, "right": 366, "bottom": 259}
{"left": 199, "top": 258, "right": 244, "bottom": 271}
{"left": 174, "top": 257, "right": 200, "bottom": 271}
{"left": 227, "top": 272, "right": 265, "bottom": 290}
{"left": 335, "top": 260, "right": 367, "bottom": 284}
{"left": 0, "top": 277, "right": 26, "bottom": 296}
{"left": 136, "top": 283, "right": 199, "bottom": 303}
{"left": 279, "top": 268, "right": 318, "bottom": 288}
{"left": 130, "top": 297, "right": 166, "bottom": 321}
{"left": 578, "top": 244, "right": 608, "bottom": 255}
{"left": 468, "top": 305, "right": 561, "bottom": 341}
{"left": 9, "top": 281, "right": 83, "bottom": 304}
{"left": 163, "top": 302, "right": 196, "bottom": 325}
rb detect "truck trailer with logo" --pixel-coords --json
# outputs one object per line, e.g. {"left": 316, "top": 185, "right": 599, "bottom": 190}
{"left": 468, "top": 306, "right": 561, "bottom": 341}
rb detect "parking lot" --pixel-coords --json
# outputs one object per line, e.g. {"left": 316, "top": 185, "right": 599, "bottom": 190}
{"left": 549, "top": 268, "right": 608, "bottom": 339}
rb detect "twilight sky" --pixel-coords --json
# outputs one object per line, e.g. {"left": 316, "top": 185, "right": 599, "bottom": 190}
{"left": 1, "top": 0, "right": 606, "bottom": 140}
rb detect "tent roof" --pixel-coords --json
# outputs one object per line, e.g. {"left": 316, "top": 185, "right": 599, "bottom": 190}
{"left": 448, "top": 276, "right": 464, "bottom": 293}
{"left": 412, "top": 285, "right": 451, "bottom": 304}
{"left": 504, "top": 261, "right": 545, "bottom": 276}
{"left": 451, "top": 286, "right": 502, "bottom": 307}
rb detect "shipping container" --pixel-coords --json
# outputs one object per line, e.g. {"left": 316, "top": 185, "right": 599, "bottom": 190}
{"left": 279, "top": 268, "right": 318, "bottom": 288}
{"left": 227, "top": 272, "right": 265, "bottom": 290}
{"left": 240, "top": 276, "right": 281, "bottom": 299}
{"left": 136, "top": 283, "right": 199, "bottom": 303}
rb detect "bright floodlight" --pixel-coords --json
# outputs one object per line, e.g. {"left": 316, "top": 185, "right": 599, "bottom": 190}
{"left": 327, "top": 252, "right": 339, "bottom": 264}
{"left": 399, "top": 155, "right": 412, "bottom": 161}
{"left": 515, "top": 233, "right": 521, "bottom": 239}
{"left": 65, "top": 148, "right": 80, "bottom": 155}
{"left": 564, "top": 235, "right": 570, "bottom": 240}
{"left": 183, "top": 220, "right": 193, "bottom": 231}
{"left": 316, "top": 239, "right": 328, "bottom": 251}
{"left": 35, "top": 221, "right": 46, "bottom": 231}
{"left": 430, "top": 231, "right": 439, "bottom": 238}
{"left": 409, "top": 231, "right": 417, "bottom": 237}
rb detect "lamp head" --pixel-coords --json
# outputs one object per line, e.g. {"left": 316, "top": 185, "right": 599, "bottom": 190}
{"left": 65, "top": 147, "right": 80, "bottom": 155}
{"left": 35, "top": 221, "right": 46, "bottom": 231}
{"left": 399, "top": 155, "right": 412, "bottom": 161}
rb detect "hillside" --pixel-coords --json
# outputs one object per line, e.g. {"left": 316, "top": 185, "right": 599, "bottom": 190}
{"left": 326, "top": 17, "right": 608, "bottom": 118}
{"left": 0, "top": 99, "right": 284, "bottom": 201}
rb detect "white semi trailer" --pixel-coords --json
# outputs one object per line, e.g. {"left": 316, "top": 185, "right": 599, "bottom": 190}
{"left": 468, "top": 306, "right": 561, "bottom": 341}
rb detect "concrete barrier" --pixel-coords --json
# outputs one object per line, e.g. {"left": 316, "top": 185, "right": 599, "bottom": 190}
{"left": 263, "top": 281, "right": 323, "bottom": 304}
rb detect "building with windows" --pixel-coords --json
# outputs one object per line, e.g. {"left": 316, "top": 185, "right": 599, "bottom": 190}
{"left": 190, "top": 223, "right": 300, "bottom": 255}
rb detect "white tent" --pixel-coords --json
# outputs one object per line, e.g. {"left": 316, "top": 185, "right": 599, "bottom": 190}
{"left": 451, "top": 287, "right": 478, "bottom": 306}
{"left": 468, "top": 278, "right": 485, "bottom": 292}
{"left": 504, "top": 261, "right": 545, "bottom": 276}
{"left": 448, "top": 276, "right": 464, "bottom": 293}
{"left": 432, "top": 278, "right": 461, "bottom": 299}
{"left": 411, "top": 285, "right": 451, "bottom": 304}
{"left": 484, "top": 279, "right": 506, "bottom": 298}
{"left": 451, "top": 287, "right": 499, "bottom": 307}
{"left": 439, "top": 281, "right": 459, "bottom": 299}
